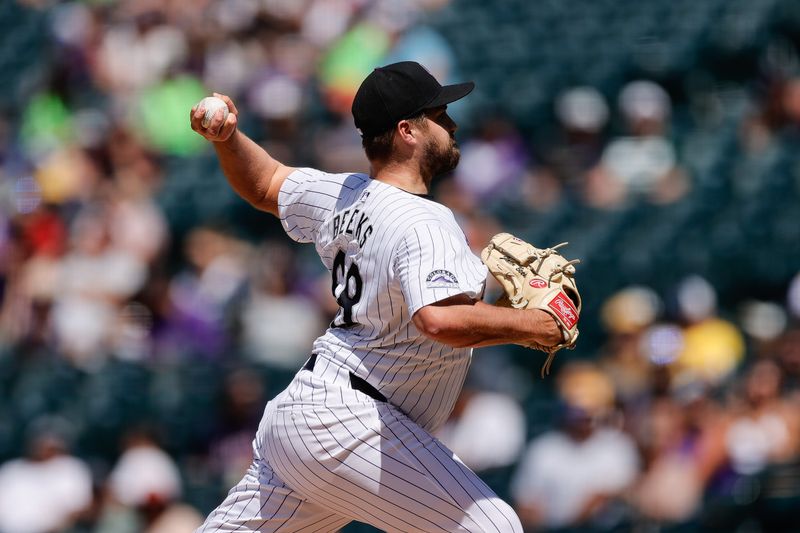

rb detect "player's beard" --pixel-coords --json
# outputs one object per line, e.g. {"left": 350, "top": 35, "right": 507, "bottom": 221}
{"left": 421, "top": 134, "right": 460, "bottom": 180}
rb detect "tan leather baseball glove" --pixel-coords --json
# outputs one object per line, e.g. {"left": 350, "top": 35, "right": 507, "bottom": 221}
{"left": 481, "top": 233, "right": 581, "bottom": 376}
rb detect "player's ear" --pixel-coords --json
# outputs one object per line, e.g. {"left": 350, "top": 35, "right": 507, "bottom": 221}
{"left": 396, "top": 119, "right": 419, "bottom": 146}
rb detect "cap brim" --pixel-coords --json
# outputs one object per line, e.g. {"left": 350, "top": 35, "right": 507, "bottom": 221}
{"left": 425, "top": 81, "right": 475, "bottom": 109}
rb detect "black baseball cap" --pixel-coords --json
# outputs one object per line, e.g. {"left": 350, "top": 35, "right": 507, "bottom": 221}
{"left": 352, "top": 61, "right": 474, "bottom": 138}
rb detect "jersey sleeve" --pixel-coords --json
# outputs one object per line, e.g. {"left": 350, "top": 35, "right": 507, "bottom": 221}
{"left": 393, "top": 224, "right": 488, "bottom": 316}
{"left": 277, "top": 168, "right": 335, "bottom": 243}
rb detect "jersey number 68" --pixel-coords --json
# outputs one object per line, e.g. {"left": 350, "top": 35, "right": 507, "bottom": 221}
{"left": 331, "top": 250, "right": 362, "bottom": 327}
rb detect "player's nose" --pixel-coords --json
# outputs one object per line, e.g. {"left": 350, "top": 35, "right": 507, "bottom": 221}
{"left": 443, "top": 113, "right": 457, "bottom": 134}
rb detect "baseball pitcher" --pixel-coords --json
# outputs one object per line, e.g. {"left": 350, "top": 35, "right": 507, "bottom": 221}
{"left": 190, "top": 61, "right": 578, "bottom": 532}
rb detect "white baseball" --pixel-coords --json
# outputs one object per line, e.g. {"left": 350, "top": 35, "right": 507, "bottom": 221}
{"left": 198, "top": 96, "right": 229, "bottom": 128}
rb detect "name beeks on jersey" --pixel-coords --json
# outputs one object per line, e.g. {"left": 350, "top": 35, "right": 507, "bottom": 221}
{"left": 332, "top": 208, "right": 373, "bottom": 247}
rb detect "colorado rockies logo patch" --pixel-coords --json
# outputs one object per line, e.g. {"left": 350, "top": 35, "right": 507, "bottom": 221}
{"left": 426, "top": 269, "right": 459, "bottom": 288}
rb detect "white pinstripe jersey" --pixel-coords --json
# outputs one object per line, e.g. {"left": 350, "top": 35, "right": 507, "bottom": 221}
{"left": 278, "top": 168, "right": 487, "bottom": 432}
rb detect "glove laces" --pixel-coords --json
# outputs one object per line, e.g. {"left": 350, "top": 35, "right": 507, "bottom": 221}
{"left": 541, "top": 351, "right": 556, "bottom": 377}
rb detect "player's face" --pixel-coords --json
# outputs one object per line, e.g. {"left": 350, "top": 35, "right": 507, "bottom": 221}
{"left": 420, "top": 106, "right": 460, "bottom": 177}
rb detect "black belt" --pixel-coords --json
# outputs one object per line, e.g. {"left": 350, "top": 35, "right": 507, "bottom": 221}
{"left": 303, "top": 354, "right": 387, "bottom": 403}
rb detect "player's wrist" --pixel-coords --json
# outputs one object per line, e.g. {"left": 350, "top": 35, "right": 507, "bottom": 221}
{"left": 526, "top": 309, "right": 562, "bottom": 346}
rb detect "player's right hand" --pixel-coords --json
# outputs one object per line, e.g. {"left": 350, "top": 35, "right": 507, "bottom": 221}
{"left": 190, "top": 92, "right": 239, "bottom": 143}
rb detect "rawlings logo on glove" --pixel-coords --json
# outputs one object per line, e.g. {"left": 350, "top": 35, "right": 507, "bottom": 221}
{"left": 548, "top": 292, "right": 579, "bottom": 329}
{"left": 481, "top": 233, "right": 581, "bottom": 376}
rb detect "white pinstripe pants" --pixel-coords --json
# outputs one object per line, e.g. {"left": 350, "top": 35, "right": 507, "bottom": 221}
{"left": 196, "top": 369, "right": 522, "bottom": 533}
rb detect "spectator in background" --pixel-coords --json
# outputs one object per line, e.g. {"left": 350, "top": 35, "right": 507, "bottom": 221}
{"left": 435, "top": 381, "right": 527, "bottom": 475}
{"left": 724, "top": 359, "right": 800, "bottom": 477}
{"left": 598, "top": 285, "right": 662, "bottom": 404}
{"left": 548, "top": 86, "right": 609, "bottom": 193}
{"left": 585, "top": 80, "right": 689, "bottom": 208}
{"left": 159, "top": 226, "right": 248, "bottom": 360}
{"left": 741, "top": 75, "right": 800, "bottom": 153}
{"left": 673, "top": 275, "right": 745, "bottom": 386}
{"left": 0, "top": 203, "right": 65, "bottom": 351}
{"left": 0, "top": 419, "right": 93, "bottom": 533}
{"left": 107, "top": 166, "right": 168, "bottom": 267}
{"left": 633, "top": 397, "right": 700, "bottom": 523}
{"left": 772, "top": 76, "right": 800, "bottom": 141}
{"left": 738, "top": 300, "right": 789, "bottom": 359}
{"left": 240, "top": 241, "right": 325, "bottom": 370}
{"left": 95, "top": 7, "right": 188, "bottom": 95}
{"left": 775, "top": 274, "right": 800, "bottom": 388}
{"left": 692, "top": 359, "right": 800, "bottom": 531}
{"left": 453, "top": 117, "right": 528, "bottom": 206}
{"left": 98, "top": 431, "right": 202, "bottom": 533}
{"left": 207, "top": 368, "right": 267, "bottom": 490}
{"left": 511, "top": 363, "right": 639, "bottom": 530}
{"left": 776, "top": 326, "right": 800, "bottom": 391}
{"left": 631, "top": 392, "right": 727, "bottom": 526}
{"left": 52, "top": 206, "right": 148, "bottom": 367}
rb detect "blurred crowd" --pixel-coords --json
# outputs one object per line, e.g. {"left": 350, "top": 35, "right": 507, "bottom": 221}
{"left": 444, "top": 279, "right": 800, "bottom": 532}
{"left": 1, "top": 0, "right": 800, "bottom": 532}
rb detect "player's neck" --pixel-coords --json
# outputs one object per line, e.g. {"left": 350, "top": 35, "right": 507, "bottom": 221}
{"left": 370, "top": 161, "right": 430, "bottom": 195}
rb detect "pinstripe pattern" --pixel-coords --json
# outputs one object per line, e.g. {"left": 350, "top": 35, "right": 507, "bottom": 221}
{"left": 197, "top": 169, "right": 522, "bottom": 532}
{"left": 196, "top": 450, "right": 351, "bottom": 532}
{"left": 263, "top": 372, "right": 521, "bottom": 532}
{"left": 281, "top": 168, "right": 487, "bottom": 433}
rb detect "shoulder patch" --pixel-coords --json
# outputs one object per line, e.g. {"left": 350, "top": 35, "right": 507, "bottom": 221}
{"left": 426, "top": 269, "right": 459, "bottom": 289}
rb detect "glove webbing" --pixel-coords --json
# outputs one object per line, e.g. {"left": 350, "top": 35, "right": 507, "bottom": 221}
{"left": 497, "top": 243, "right": 580, "bottom": 287}
{"left": 529, "top": 245, "right": 581, "bottom": 284}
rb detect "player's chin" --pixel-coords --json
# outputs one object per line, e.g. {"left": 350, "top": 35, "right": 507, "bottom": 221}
{"left": 424, "top": 139, "right": 460, "bottom": 176}
{"left": 431, "top": 152, "right": 459, "bottom": 176}
{"left": 447, "top": 146, "right": 461, "bottom": 170}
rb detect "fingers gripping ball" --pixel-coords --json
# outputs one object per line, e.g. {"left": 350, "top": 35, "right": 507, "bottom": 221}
{"left": 198, "top": 96, "right": 229, "bottom": 128}
{"left": 481, "top": 233, "right": 581, "bottom": 376}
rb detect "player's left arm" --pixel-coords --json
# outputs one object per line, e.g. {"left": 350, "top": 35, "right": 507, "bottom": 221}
{"left": 395, "top": 224, "right": 562, "bottom": 349}
{"left": 412, "top": 294, "right": 562, "bottom": 349}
